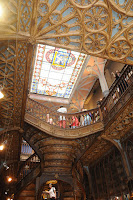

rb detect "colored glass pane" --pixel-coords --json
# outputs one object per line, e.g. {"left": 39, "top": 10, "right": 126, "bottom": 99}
{"left": 31, "top": 44, "right": 87, "bottom": 98}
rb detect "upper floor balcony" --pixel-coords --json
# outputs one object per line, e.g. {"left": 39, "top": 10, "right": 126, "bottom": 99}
{"left": 25, "top": 65, "right": 133, "bottom": 139}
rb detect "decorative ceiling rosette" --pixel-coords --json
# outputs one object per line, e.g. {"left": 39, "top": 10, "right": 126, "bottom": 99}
{"left": 83, "top": 3, "right": 109, "bottom": 32}
{"left": 108, "top": 0, "right": 133, "bottom": 16}
{"left": 83, "top": 32, "right": 108, "bottom": 54}
{"left": 107, "top": 38, "right": 131, "bottom": 60}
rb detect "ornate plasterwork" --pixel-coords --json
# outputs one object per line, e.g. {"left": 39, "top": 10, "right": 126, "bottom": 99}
{"left": 0, "top": 0, "right": 132, "bottom": 65}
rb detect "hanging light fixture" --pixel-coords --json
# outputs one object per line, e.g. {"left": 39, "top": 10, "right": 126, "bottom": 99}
{"left": 3, "top": 161, "right": 9, "bottom": 170}
{"left": 0, "top": 144, "right": 4, "bottom": 150}
{"left": 0, "top": 140, "right": 7, "bottom": 151}
{"left": 0, "top": 85, "right": 4, "bottom": 99}
{"left": 7, "top": 176, "right": 12, "bottom": 182}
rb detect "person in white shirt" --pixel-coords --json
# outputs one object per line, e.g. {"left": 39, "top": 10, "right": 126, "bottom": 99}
{"left": 44, "top": 183, "right": 56, "bottom": 200}
{"left": 57, "top": 106, "right": 67, "bottom": 128}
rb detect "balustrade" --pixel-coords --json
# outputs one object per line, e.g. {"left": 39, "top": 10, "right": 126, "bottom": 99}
{"left": 100, "top": 65, "right": 133, "bottom": 120}
{"left": 26, "top": 98, "right": 101, "bottom": 129}
{"left": 17, "top": 153, "right": 40, "bottom": 183}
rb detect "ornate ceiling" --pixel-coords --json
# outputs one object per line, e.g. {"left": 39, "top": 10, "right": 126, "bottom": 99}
{"left": 0, "top": 0, "right": 132, "bottom": 65}
{"left": 0, "top": 1, "right": 132, "bottom": 197}
{"left": 0, "top": 0, "right": 132, "bottom": 125}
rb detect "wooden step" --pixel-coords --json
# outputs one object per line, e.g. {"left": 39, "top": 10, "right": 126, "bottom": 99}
{"left": 63, "top": 191, "right": 74, "bottom": 197}
{"left": 18, "top": 183, "right": 35, "bottom": 200}
{"left": 63, "top": 198, "right": 74, "bottom": 200}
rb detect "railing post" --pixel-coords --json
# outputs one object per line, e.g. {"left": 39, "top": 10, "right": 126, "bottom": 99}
{"left": 98, "top": 107, "right": 103, "bottom": 121}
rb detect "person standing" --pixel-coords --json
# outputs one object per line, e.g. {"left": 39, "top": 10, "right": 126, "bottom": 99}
{"left": 57, "top": 106, "right": 67, "bottom": 128}
{"left": 70, "top": 116, "right": 79, "bottom": 128}
{"left": 44, "top": 183, "right": 56, "bottom": 200}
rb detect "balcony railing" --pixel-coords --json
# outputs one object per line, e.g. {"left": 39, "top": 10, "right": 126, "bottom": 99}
{"left": 100, "top": 65, "right": 133, "bottom": 120}
{"left": 26, "top": 99, "right": 102, "bottom": 129}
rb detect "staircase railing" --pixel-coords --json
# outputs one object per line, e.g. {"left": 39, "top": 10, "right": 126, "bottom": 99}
{"left": 26, "top": 98, "right": 102, "bottom": 129}
{"left": 100, "top": 65, "right": 133, "bottom": 120}
{"left": 17, "top": 152, "right": 40, "bottom": 183}
{"left": 21, "top": 140, "right": 34, "bottom": 155}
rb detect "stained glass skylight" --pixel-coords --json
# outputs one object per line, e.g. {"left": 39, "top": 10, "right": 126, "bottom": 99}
{"left": 31, "top": 44, "right": 86, "bottom": 99}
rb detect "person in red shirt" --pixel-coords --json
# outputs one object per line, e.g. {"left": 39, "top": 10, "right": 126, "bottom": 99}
{"left": 70, "top": 116, "right": 79, "bottom": 128}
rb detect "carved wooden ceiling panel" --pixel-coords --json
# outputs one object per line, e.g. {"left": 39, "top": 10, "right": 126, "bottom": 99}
{"left": 0, "top": 41, "right": 28, "bottom": 126}
{"left": 0, "top": 0, "right": 132, "bottom": 65}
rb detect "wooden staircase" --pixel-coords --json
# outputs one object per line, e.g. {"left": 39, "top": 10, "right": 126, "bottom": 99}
{"left": 62, "top": 185, "right": 74, "bottom": 200}
{"left": 63, "top": 190, "right": 74, "bottom": 200}
{"left": 17, "top": 183, "right": 36, "bottom": 200}
{"left": 15, "top": 152, "right": 41, "bottom": 200}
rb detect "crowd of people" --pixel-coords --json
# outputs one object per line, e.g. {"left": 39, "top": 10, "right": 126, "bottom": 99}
{"left": 46, "top": 107, "right": 99, "bottom": 129}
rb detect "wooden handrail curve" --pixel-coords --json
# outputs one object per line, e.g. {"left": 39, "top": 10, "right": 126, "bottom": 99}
{"left": 17, "top": 152, "right": 40, "bottom": 183}
{"left": 25, "top": 98, "right": 101, "bottom": 128}
{"left": 100, "top": 65, "right": 133, "bottom": 120}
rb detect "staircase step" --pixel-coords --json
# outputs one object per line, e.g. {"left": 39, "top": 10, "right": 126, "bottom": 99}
{"left": 19, "top": 191, "right": 35, "bottom": 196}
{"left": 63, "top": 191, "right": 74, "bottom": 197}
{"left": 63, "top": 198, "right": 74, "bottom": 200}
{"left": 17, "top": 197, "right": 35, "bottom": 200}
{"left": 18, "top": 183, "right": 35, "bottom": 200}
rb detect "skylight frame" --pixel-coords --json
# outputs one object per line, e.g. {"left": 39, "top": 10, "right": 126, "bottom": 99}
{"left": 30, "top": 44, "right": 87, "bottom": 100}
